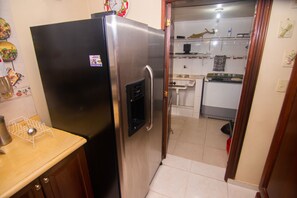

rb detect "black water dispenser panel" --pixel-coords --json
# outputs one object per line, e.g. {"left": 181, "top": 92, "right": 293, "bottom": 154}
{"left": 126, "top": 79, "right": 145, "bottom": 137}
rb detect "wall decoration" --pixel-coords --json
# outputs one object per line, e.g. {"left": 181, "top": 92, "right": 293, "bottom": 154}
{"left": 278, "top": 18, "right": 295, "bottom": 38}
{"left": 0, "top": 41, "right": 18, "bottom": 62}
{"left": 104, "top": 0, "right": 129, "bottom": 17}
{"left": 0, "top": 18, "right": 11, "bottom": 40}
{"left": 0, "top": 0, "right": 36, "bottom": 122}
{"left": 282, "top": 49, "right": 296, "bottom": 67}
{"left": 0, "top": 16, "right": 28, "bottom": 102}
{"left": 188, "top": 28, "right": 216, "bottom": 39}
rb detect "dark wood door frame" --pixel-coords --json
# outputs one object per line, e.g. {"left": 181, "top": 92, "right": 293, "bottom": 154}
{"left": 162, "top": 0, "right": 273, "bottom": 181}
{"left": 225, "top": 0, "right": 273, "bottom": 181}
{"left": 162, "top": 1, "right": 172, "bottom": 158}
{"left": 257, "top": 58, "right": 297, "bottom": 197}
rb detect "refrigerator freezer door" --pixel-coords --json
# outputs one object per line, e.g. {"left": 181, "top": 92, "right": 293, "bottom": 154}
{"left": 105, "top": 16, "right": 150, "bottom": 198}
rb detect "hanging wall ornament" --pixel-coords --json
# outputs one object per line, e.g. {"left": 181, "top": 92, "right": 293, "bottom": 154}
{"left": 0, "top": 18, "right": 11, "bottom": 40}
{"left": 0, "top": 41, "right": 18, "bottom": 62}
{"left": 104, "top": 0, "right": 129, "bottom": 17}
{"left": 0, "top": 54, "right": 6, "bottom": 77}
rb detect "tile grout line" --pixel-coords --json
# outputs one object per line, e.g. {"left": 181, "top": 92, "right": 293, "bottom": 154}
{"left": 201, "top": 117, "right": 209, "bottom": 161}
{"left": 163, "top": 157, "right": 227, "bottom": 184}
{"left": 148, "top": 189, "right": 171, "bottom": 198}
{"left": 182, "top": 163, "right": 192, "bottom": 198}
{"left": 227, "top": 182, "right": 230, "bottom": 198}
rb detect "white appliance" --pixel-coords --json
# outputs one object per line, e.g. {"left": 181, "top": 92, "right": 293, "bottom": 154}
{"left": 201, "top": 73, "right": 243, "bottom": 120}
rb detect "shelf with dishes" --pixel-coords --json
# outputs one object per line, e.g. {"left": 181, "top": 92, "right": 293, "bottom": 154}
{"left": 174, "top": 36, "right": 250, "bottom": 43}
{"left": 171, "top": 53, "right": 247, "bottom": 60}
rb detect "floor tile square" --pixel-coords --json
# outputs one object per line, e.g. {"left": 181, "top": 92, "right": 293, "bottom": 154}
{"left": 190, "top": 160, "right": 226, "bottom": 181}
{"left": 173, "top": 142, "right": 204, "bottom": 162}
{"left": 150, "top": 166, "right": 189, "bottom": 198}
{"left": 178, "top": 130, "right": 206, "bottom": 145}
{"left": 146, "top": 191, "right": 169, "bottom": 198}
{"left": 203, "top": 147, "right": 228, "bottom": 168}
{"left": 205, "top": 133, "right": 229, "bottom": 150}
{"left": 184, "top": 117, "right": 207, "bottom": 130}
{"left": 228, "top": 183, "right": 257, "bottom": 198}
{"left": 185, "top": 173, "right": 228, "bottom": 198}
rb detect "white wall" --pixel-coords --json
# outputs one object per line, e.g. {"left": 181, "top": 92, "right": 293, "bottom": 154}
{"left": 235, "top": 0, "right": 297, "bottom": 185}
{"left": 173, "top": 18, "right": 253, "bottom": 75}
{"left": 0, "top": 1, "right": 37, "bottom": 122}
{"left": 8, "top": 0, "right": 92, "bottom": 125}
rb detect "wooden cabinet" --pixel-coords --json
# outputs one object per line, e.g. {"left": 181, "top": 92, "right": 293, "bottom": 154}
{"left": 12, "top": 147, "right": 93, "bottom": 198}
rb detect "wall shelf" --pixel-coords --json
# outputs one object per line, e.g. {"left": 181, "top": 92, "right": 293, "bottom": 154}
{"left": 174, "top": 36, "right": 250, "bottom": 43}
{"left": 171, "top": 54, "right": 247, "bottom": 60}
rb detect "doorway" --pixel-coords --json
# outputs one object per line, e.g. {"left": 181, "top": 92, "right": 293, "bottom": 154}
{"left": 162, "top": 0, "right": 273, "bottom": 181}
{"left": 168, "top": 0, "right": 256, "bottom": 169}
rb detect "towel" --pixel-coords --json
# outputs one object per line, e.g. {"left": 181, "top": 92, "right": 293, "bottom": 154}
{"left": 213, "top": 55, "right": 226, "bottom": 71}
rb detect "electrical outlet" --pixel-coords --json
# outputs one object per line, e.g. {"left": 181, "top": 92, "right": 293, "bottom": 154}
{"left": 276, "top": 79, "right": 289, "bottom": 92}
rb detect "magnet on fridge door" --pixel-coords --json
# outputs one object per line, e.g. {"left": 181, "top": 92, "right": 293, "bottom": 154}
{"left": 89, "top": 55, "right": 103, "bottom": 67}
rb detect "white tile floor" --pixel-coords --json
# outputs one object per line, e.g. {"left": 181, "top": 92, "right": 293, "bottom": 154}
{"left": 147, "top": 154, "right": 257, "bottom": 198}
{"left": 168, "top": 115, "right": 230, "bottom": 168}
{"left": 146, "top": 115, "right": 257, "bottom": 198}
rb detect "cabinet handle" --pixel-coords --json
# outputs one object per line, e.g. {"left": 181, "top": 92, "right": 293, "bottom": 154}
{"left": 35, "top": 184, "right": 41, "bottom": 191}
{"left": 43, "top": 177, "right": 49, "bottom": 183}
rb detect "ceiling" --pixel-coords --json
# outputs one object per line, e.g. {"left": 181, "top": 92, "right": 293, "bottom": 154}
{"left": 172, "top": 0, "right": 256, "bottom": 21}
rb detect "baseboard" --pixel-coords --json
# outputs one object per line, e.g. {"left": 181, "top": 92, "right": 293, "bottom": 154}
{"left": 201, "top": 105, "right": 236, "bottom": 120}
{"left": 227, "top": 178, "right": 259, "bottom": 191}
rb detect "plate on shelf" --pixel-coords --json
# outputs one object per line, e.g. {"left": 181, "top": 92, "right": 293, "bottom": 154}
{"left": 0, "top": 41, "right": 18, "bottom": 62}
{"left": 0, "top": 18, "right": 11, "bottom": 40}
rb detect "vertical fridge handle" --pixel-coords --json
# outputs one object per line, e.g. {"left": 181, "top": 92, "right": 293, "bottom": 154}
{"left": 145, "top": 65, "right": 154, "bottom": 131}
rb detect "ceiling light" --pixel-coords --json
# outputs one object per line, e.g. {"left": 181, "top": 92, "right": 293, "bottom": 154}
{"left": 212, "top": 40, "right": 218, "bottom": 46}
{"left": 215, "top": 8, "right": 224, "bottom": 12}
{"left": 216, "top": 4, "right": 222, "bottom": 8}
{"left": 216, "top": 13, "right": 221, "bottom": 19}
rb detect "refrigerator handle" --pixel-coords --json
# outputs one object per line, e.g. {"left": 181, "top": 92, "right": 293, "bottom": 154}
{"left": 145, "top": 65, "right": 154, "bottom": 131}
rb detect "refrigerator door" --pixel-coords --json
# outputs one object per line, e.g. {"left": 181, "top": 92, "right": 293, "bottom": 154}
{"left": 31, "top": 19, "right": 120, "bottom": 198}
{"left": 147, "top": 27, "right": 164, "bottom": 181}
{"left": 105, "top": 16, "right": 158, "bottom": 198}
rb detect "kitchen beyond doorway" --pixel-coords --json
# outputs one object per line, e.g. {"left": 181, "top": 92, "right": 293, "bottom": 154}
{"left": 168, "top": 115, "right": 229, "bottom": 168}
{"left": 163, "top": 0, "right": 272, "bottom": 182}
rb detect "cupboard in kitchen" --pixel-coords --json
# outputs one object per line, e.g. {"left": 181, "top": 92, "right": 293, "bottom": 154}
{"left": 11, "top": 147, "right": 93, "bottom": 198}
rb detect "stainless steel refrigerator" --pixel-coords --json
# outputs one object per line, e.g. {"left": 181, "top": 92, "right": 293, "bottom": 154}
{"left": 31, "top": 13, "right": 164, "bottom": 198}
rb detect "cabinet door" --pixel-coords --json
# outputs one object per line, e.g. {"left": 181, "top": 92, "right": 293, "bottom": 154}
{"left": 40, "top": 147, "right": 93, "bottom": 198}
{"left": 11, "top": 179, "right": 45, "bottom": 198}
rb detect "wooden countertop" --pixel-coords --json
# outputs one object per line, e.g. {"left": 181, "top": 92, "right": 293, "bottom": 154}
{"left": 0, "top": 124, "right": 86, "bottom": 198}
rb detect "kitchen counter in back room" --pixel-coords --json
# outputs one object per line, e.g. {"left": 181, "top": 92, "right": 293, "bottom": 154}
{"left": 0, "top": 119, "right": 88, "bottom": 198}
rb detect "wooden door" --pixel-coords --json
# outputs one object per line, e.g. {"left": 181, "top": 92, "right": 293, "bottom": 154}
{"left": 162, "top": 1, "right": 174, "bottom": 158}
{"left": 258, "top": 57, "right": 297, "bottom": 198}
